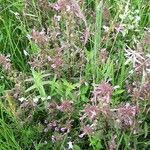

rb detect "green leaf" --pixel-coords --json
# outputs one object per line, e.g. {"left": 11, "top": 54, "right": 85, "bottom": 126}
{"left": 73, "top": 145, "right": 81, "bottom": 150}
{"left": 25, "top": 85, "right": 36, "bottom": 93}
{"left": 0, "top": 85, "right": 5, "bottom": 94}
{"left": 144, "top": 122, "right": 148, "bottom": 138}
{"left": 113, "top": 89, "right": 125, "bottom": 96}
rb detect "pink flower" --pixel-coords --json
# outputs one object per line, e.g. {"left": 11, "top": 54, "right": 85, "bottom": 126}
{"left": 108, "top": 136, "right": 116, "bottom": 150}
{"left": 47, "top": 121, "right": 57, "bottom": 128}
{"left": 93, "top": 81, "right": 113, "bottom": 103}
{"left": 140, "top": 83, "right": 150, "bottom": 98}
{"left": 118, "top": 103, "right": 138, "bottom": 117}
{"left": 114, "top": 23, "right": 125, "bottom": 33}
{"left": 0, "top": 54, "right": 11, "bottom": 71}
{"left": 30, "top": 28, "right": 49, "bottom": 46}
{"left": 84, "top": 105, "right": 100, "bottom": 120}
{"left": 52, "top": 1, "right": 65, "bottom": 11}
{"left": 118, "top": 103, "right": 139, "bottom": 127}
{"left": 53, "top": 3, "right": 62, "bottom": 11}
{"left": 57, "top": 100, "right": 73, "bottom": 112}
{"left": 48, "top": 55, "right": 62, "bottom": 70}
{"left": 79, "top": 125, "right": 93, "bottom": 138}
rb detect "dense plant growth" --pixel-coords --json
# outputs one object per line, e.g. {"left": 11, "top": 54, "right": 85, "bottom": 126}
{"left": 0, "top": 0, "right": 150, "bottom": 149}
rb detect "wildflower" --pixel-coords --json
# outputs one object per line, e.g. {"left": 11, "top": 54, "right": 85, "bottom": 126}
{"left": 93, "top": 81, "right": 113, "bottom": 103}
{"left": 51, "top": 135, "right": 56, "bottom": 143}
{"left": 47, "top": 121, "right": 57, "bottom": 128}
{"left": 23, "top": 50, "right": 29, "bottom": 56}
{"left": 60, "top": 127, "right": 67, "bottom": 132}
{"left": 103, "top": 25, "right": 109, "bottom": 32}
{"left": 66, "top": 5, "right": 71, "bottom": 12}
{"left": 55, "top": 127, "right": 60, "bottom": 131}
{"left": 44, "top": 120, "right": 48, "bottom": 124}
{"left": 18, "top": 97, "right": 26, "bottom": 102}
{"left": 29, "top": 54, "right": 46, "bottom": 69}
{"left": 54, "top": 15, "right": 61, "bottom": 22}
{"left": 83, "top": 105, "right": 100, "bottom": 120}
{"left": 53, "top": 3, "right": 62, "bottom": 11}
{"left": 29, "top": 28, "right": 49, "bottom": 46}
{"left": 67, "top": 141, "right": 73, "bottom": 150}
{"left": 52, "top": 0, "right": 65, "bottom": 11}
{"left": 48, "top": 56, "right": 62, "bottom": 69}
{"left": 117, "top": 103, "right": 139, "bottom": 127}
{"left": 57, "top": 100, "right": 73, "bottom": 112}
{"left": 51, "top": 134, "right": 64, "bottom": 142}
{"left": 79, "top": 125, "right": 93, "bottom": 138}
{"left": 135, "top": 16, "right": 140, "bottom": 22}
{"left": 61, "top": 120, "right": 73, "bottom": 133}
{"left": 108, "top": 136, "right": 116, "bottom": 150}
{"left": 0, "top": 54, "right": 11, "bottom": 71}
{"left": 124, "top": 45, "right": 145, "bottom": 68}
{"left": 119, "top": 103, "right": 138, "bottom": 118}
{"left": 44, "top": 128, "right": 49, "bottom": 133}
{"left": 140, "top": 83, "right": 150, "bottom": 99}
{"left": 114, "top": 23, "right": 125, "bottom": 33}
{"left": 33, "top": 97, "right": 39, "bottom": 103}
{"left": 132, "top": 87, "right": 141, "bottom": 100}
{"left": 47, "top": 96, "right": 51, "bottom": 100}
{"left": 44, "top": 141, "right": 48, "bottom": 145}
{"left": 99, "top": 103, "right": 110, "bottom": 116}
{"left": 20, "top": 101, "right": 29, "bottom": 108}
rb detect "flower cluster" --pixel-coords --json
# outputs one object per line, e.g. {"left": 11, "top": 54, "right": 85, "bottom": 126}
{"left": 117, "top": 103, "right": 139, "bottom": 127}
{"left": 0, "top": 54, "right": 11, "bottom": 71}
{"left": 92, "top": 81, "right": 113, "bottom": 104}
{"left": 127, "top": 82, "right": 150, "bottom": 101}
{"left": 125, "top": 45, "right": 150, "bottom": 78}
{"left": 79, "top": 81, "right": 113, "bottom": 137}
{"left": 28, "top": 28, "right": 49, "bottom": 47}
{"left": 57, "top": 100, "right": 73, "bottom": 113}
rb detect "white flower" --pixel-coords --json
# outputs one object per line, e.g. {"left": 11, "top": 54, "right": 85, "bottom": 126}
{"left": 67, "top": 141, "right": 73, "bottom": 150}
{"left": 26, "top": 34, "right": 32, "bottom": 40}
{"left": 103, "top": 25, "right": 109, "bottom": 32}
{"left": 33, "top": 97, "right": 39, "bottom": 103}
{"left": 19, "top": 97, "right": 26, "bottom": 102}
{"left": 66, "top": 5, "right": 71, "bottom": 12}
{"left": 23, "top": 50, "right": 29, "bottom": 56}
{"left": 1, "top": 76, "right": 4, "bottom": 79}
{"left": 114, "top": 85, "right": 120, "bottom": 90}
{"left": 54, "top": 15, "right": 61, "bottom": 22}
{"left": 47, "top": 96, "right": 51, "bottom": 100}
{"left": 135, "top": 16, "right": 140, "bottom": 21}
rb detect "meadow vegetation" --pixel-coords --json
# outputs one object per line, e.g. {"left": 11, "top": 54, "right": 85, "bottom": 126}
{"left": 0, "top": 0, "right": 150, "bottom": 149}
